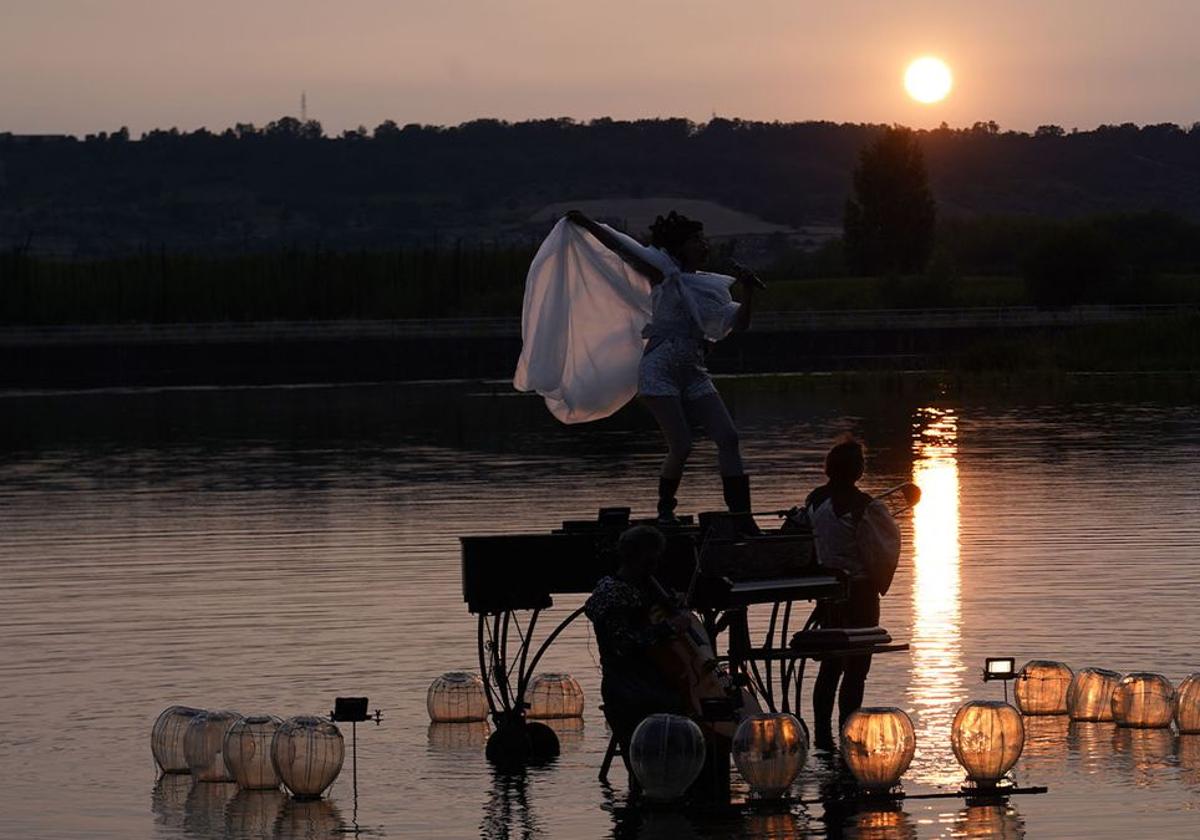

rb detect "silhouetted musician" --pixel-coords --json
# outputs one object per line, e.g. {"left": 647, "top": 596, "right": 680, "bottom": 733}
{"left": 583, "top": 526, "right": 687, "bottom": 770}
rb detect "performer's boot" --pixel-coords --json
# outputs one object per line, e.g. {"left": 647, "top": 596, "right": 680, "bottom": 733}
{"left": 657, "top": 475, "right": 682, "bottom": 525}
{"left": 721, "top": 474, "right": 761, "bottom": 536}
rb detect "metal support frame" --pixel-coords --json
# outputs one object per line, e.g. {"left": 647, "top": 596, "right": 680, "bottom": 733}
{"left": 477, "top": 605, "right": 587, "bottom": 720}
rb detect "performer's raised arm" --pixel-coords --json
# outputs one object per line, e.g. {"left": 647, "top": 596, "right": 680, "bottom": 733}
{"left": 564, "top": 210, "right": 666, "bottom": 285}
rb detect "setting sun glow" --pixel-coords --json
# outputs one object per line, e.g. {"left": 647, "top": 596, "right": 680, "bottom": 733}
{"left": 904, "top": 57, "right": 953, "bottom": 104}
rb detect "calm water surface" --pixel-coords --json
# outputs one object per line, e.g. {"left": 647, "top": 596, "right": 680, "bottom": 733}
{"left": 2, "top": 376, "right": 1199, "bottom": 839}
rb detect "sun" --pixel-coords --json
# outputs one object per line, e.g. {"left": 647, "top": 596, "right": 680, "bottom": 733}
{"left": 905, "top": 57, "right": 953, "bottom": 104}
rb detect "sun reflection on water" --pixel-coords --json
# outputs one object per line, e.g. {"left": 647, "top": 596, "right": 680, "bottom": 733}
{"left": 907, "top": 407, "right": 968, "bottom": 785}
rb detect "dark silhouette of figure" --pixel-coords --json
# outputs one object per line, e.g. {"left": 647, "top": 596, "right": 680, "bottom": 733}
{"left": 805, "top": 437, "right": 897, "bottom": 750}
{"left": 584, "top": 526, "right": 686, "bottom": 779}
{"left": 564, "top": 210, "right": 759, "bottom": 530}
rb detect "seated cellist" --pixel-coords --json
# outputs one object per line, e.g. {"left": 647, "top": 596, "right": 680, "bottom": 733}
{"left": 584, "top": 526, "right": 688, "bottom": 765}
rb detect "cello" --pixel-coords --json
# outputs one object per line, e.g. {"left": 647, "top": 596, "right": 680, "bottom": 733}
{"left": 645, "top": 574, "right": 761, "bottom": 741}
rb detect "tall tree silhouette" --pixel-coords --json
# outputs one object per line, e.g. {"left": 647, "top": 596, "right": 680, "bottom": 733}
{"left": 843, "top": 127, "right": 936, "bottom": 275}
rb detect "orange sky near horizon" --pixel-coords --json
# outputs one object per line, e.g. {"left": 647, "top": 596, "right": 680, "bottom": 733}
{"left": 2, "top": 0, "right": 1197, "bottom": 135}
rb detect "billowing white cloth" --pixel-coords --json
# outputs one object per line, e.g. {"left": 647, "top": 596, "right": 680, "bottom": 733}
{"left": 514, "top": 218, "right": 739, "bottom": 424}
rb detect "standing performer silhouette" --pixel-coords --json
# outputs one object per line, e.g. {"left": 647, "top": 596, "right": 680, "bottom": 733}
{"left": 564, "top": 210, "right": 761, "bottom": 530}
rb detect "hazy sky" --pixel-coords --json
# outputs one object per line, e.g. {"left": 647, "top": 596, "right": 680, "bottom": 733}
{"left": 3, "top": 0, "right": 1198, "bottom": 135}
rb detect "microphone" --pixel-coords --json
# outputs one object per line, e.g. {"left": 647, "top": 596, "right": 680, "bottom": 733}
{"left": 729, "top": 258, "right": 767, "bottom": 291}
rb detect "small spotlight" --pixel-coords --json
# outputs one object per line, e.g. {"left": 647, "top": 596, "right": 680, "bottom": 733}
{"left": 983, "top": 657, "right": 1016, "bottom": 681}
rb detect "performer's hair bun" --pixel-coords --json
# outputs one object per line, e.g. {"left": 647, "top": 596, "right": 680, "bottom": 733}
{"left": 649, "top": 211, "right": 704, "bottom": 258}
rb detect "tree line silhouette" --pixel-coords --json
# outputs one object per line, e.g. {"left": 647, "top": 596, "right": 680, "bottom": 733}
{"left": 4, "top": 117, "right": 1200, "bottom": 257}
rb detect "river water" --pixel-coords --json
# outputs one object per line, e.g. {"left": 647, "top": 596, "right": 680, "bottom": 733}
{"left": 2, "top": 375, "right": 1199, "bottom": 839}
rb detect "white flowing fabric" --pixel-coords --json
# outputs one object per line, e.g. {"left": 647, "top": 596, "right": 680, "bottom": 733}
{"left": 514, "top": 218, "right": 739, "bottom": 424}
{"left": 514, "top": 219, "right": 653, "bottom": 424}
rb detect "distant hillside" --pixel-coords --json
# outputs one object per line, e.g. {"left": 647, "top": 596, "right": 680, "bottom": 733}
{"left": 2, "top": 118, "right": 1199, "bottom": 256}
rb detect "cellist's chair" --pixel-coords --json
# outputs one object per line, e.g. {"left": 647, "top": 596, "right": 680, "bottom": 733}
{"left": 597, "top": 705, "right": 633, "bottom": 786}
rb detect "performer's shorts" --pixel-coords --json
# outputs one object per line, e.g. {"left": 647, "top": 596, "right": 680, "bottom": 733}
{"left": 638, "top": 337, "right": 717, "bottom": 401}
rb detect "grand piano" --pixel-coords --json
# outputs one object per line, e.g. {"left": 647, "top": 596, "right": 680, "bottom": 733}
{"left": 460, "top": 506, "right": 908, "bottom": 746}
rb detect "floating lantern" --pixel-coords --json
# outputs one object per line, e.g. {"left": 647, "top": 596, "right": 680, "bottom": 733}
{"left": 1111, "top": 672, "right": 1175, "bottom": 728}
{"left": 427, "top": 671, "right": 489, "bottom": 722}
{"left": 271, "top": 716, "right": 345, "bottom": 799}
{"left": 184, "top": 710, "right": 243, "bottom": 782}
{"left": 629, "top": 713, "right": 707, "bottom": 802}
{"left": 732, "top": 712, "right": 808, "bottom": 798}
{"left": 1067, "top": 668, "right": 1122, "bottom": 721}
{"left": 840, "top": 707, "right": 916, "bottom": 791}
{"left": 223, "top": 714, "right": 283, "bottom": 789}
{"left": 526, "top": 673, "right": 585, "bottom": 719}
{"left": 152, "top": 705, "right": 205, "bottom": 774}
{"left": 1175, "top": 673, "right": 1200, "bottom": 734}
{"left": 950, "top": 701, "right": 1024, "bottom": 785}
{"left": 1014, "top": 660, "right": 1073, "bottom": 715}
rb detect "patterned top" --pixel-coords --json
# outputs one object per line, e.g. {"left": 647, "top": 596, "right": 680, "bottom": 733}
{"left": 584, "top": 575, "right": 673, "bottom": 663}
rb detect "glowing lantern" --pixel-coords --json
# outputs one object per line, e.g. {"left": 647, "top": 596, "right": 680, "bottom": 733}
{"left": 840, "top": 707, "right": 916, "bottom": 791}
{"left": 1175, "top": 673, "right": 1200, "bottom": 734}
{"left": 223, "top": 714, "right": 283, "bottom": 789}
{"left": 629, "top": 713, "right": 707, "bottom": 801}
{"left": 950, "top": 701, "right": 1024, "bottom": 785}
{"left": 1014, "top": 660, "right": 1073, "bottom": 715}
{"left": 526, "top": 673, "right": 585, "bottom": 719}
{"left": 271, "top": 716, "right": 345, "bottom": 799}
{"left": 184, "top": 710, "right": 243, "bottom": 782}
{"left": 427, "top": 671, "right": 488, "bottom": 722}
{"left": 1111, "top": 673, "right": 1175, "bottom": 728}
{"left": 1067, "top": 668, "right": 1122, "bottom": 721}
{"left": 731, "top": 712, "right": 808, "bottom": 798}
{"left": 152, "top": 705, "right": 204, "bottom": 774}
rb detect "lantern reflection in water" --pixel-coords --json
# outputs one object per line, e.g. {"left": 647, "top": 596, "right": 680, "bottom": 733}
{"left": 1111, "top": 673, "right": 1175, "bottom": 728}
{"left": 151, "top": 705, "right": 204, "bottom": 774}
{"left": 183, "top": 780, "right": 237, "bottom": 837}
{"left": 1174, "top": 673, "right": 1200, "bottom": 733}
{"left": 1067, "top": 721, "right": 1117, "bottom": 775}
{"left": 1017, "top": 715, "right": 1070, "bottom": 775}
{"left": 852, "top": 805, "right": 918, "bottom": 840}
{"left": 907, "top": 407, "right": 967, "bottom": 785}
{"left": 150, "top": 773, "right": 191, "bottom": 833}
{"left": 275, "top": 796, "right": 347, "bottom": 839}
{"left": 1178, "top": 735, "right": 1200, "bottom": 789}
{"left": 1014, "top": 661, "right": 1073, "bottom": 715}
{"left": 950, "top": 701, "right": 1024, "bottom": 785}
{"left": 841, "top": 707, "right": 916, "bottom": 790}
{"left": 224, "top": 788, "right": 286, "bottom": 837}
{"left": 184, "top": 709, "right": 243, "bottom": 782}
{"left": 427, "top": 721, "right": 490, "bottom": 752}
{"left": 1112, "top": 727, "right": 1174, "bottom": 788}
{"left": 1067, "top": 668, "right": 1122, "bottom": 721}
{"left": 731, "top": 712, "right": 807, "bottom": 798}
{"left": 542, "top": 716, "right": 585, "bottom": 753}
{"left": 953, "top": 803, "right": 1026, "bottom": 840}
